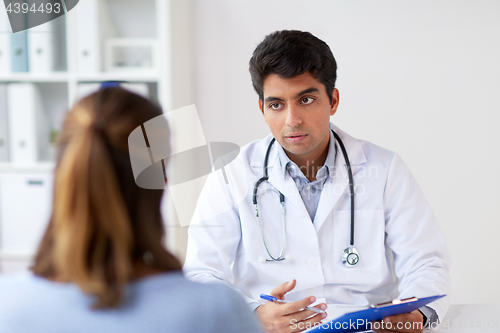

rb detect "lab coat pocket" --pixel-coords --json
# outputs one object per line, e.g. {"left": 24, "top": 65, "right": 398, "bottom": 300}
{"left": 332, "top": 209, "right": 385, "bottom": 273}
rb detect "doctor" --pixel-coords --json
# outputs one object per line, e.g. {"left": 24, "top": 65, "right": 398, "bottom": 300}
{"left": 183, "top": 30, "right": 451, "bottom": 333}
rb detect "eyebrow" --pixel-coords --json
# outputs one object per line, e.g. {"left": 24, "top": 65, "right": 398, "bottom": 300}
{"left": 264, "top": 87, "right": 320, "bottom": 103}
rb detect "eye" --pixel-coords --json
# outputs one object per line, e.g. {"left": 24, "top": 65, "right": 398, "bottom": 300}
{"left": 269, "top": 102, "right": 282, "bottom": 110}
{"left": 301, "top": 97, "right": 314, "bottom": 105}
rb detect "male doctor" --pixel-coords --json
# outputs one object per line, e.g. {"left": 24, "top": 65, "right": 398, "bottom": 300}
{"left": 183, "top": 30, "right": 451, "bottom": 333}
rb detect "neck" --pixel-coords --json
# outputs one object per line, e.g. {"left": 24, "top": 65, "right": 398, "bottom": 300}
{"left": 286, "top": 136, "right": 330, "bottom": 182}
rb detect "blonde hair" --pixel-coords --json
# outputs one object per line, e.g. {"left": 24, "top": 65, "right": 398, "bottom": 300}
{"left": 32, "top": 88, "right": 181, "bottom": 308}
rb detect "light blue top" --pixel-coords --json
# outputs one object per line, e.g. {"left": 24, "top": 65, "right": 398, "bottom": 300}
{"left": 277, "top": 129, "right": 337, "bottom": 222}
{"left": 0, "top": 271, "right": 261, "bottom": 333}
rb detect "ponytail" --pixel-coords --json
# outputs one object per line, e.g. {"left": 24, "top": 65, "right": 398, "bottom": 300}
{"left": 32, "top": 88, "right": 182, "bottom": 309}
{"left": 34, "top": 104, "right": 134, "bottom": 308}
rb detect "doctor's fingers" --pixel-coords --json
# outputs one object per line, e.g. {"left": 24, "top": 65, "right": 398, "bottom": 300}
{"left": 286, "top": 306, "right": 327, "bottom": 323}
{"left": 284, "top": 296, "right": 327, "bottom": 315}
{"left": 270, "top": 280, "right": 297, "bottom": 300}
{"left": 280, "top": 297, "right": 320, "bottom": 315}
{"left": 259, "top": 297, "right": 319, "bottom": 321}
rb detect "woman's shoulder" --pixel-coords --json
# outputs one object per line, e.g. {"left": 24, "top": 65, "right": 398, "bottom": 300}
{"left": 0, "top": 271, "right": 89, "bottom": 310}
{"left": 0, "top": 271, "right": 261, "bottom": 332}
{"left": 135, "top": 271, "right": 250, "bottom": 312}
{"left": 133, "top": 272, "right": 261, "bottom": 331}
{"left": 0, "top": 271, "right": 59, "bottom": 298}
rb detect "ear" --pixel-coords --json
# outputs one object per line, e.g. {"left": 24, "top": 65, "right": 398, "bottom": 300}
{"left": 330, "top": 88, "right": 340, "bottom": 116}
{"left": 259, "top": 99, "right": 264, "bottom": 115}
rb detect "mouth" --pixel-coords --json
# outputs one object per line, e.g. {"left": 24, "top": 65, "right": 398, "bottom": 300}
{"left": 285, "top": 133, "right": 308, "bottom": 143}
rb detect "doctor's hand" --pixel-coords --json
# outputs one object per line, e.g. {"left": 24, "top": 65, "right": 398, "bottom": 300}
{"left": 372, "top": 310, "right": 424, "bottom": 333}
{"left": 256, "top": 280, "right": 328, "bottom": 333}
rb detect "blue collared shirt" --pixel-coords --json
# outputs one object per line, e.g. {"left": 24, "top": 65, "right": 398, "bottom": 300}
{"left": 277, "top": 130, "right": 337, "bottom": 222}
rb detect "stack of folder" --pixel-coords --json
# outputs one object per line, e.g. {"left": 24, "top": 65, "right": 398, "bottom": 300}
{"left": 75, "top": 0, "right": 117, "bottom": 73}
{"left": 0, "top": 85, "right": 9, "bottom": 162}
{"left": 0, "top": 0, "right": 66, "bottom": 74}
{"left": 1, "top": 83, "right": 49, "bottom": 165}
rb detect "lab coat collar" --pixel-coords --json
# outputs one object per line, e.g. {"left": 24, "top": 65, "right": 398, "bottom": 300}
{"left": 329, "top": 123, "right": 367, "bottom": 166}
{"left": 267, "top": 146, "right": 309, "bottom": 217}
{"left": 265, "top": 123, "right": 368, "bottom": 225}
{"left": 313, "top": 123, "right": 367, "bottom": 229}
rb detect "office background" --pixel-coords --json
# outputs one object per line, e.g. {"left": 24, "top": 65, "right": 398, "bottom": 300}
{"left": 1, "top": 0, "right": 499, "bottom": 307}
{"left": 171, "top": 0, "right": 500, "bottom": 305}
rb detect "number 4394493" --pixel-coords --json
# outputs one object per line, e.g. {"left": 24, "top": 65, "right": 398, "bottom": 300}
{"left": 6, "top": 2, "right": 61, "bottom": 14}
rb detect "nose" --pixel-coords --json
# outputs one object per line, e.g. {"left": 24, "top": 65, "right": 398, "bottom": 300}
{"left": 285, "top": 105, "right": 302, "bottom": 127}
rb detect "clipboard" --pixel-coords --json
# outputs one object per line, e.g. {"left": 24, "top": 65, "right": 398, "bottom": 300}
{"left": 308, "top": 295, "right": 446, "bottom": 332}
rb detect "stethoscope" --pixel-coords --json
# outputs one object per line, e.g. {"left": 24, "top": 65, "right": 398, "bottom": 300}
{"left": 252, "top": 129, "right": 360, "bottom": 268}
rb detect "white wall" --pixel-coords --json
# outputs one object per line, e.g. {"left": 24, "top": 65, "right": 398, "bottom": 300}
{"left": 186, "top": 0, "right": 500, "bottom": 304}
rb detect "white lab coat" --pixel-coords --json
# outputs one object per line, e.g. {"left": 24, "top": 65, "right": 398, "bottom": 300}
{"left": 183, "top": 123, "right": 451, "bottom": 321}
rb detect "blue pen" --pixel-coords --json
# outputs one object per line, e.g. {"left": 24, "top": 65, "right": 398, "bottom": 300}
{"left": 260, "top": 294, "right": 325, "bottom": 314}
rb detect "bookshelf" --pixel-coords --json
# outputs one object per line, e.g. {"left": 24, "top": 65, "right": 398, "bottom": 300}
{"left": 0, "top": 0, "right": 177, "bottom": 273}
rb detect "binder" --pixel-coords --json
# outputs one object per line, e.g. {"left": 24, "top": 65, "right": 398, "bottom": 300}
{"left": 7, "top": 84, "right": 49, "bottom": 165}
{"left": 10, "top": 31, "right": 29, "bottom": 72}
{"left": 9, "top": 2, "right": 29, "bottom": 72}
{"left": 0, "top": 5, "right": 11, "bottom": 75}
{"left": 27, "top": 20, "right": 56, "bottom": 73}
{"left": 0, "top": 84, "right": 9, "bottom": 161}
{"left": 75, "top": 0, "right": 116, "bottom": 73}
{"left": 308, "top": 295, "right": 446, "bottom": 332}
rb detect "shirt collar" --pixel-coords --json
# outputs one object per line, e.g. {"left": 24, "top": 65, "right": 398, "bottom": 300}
{"left": 277, "top": 129, "right": 337, "bottom": 180}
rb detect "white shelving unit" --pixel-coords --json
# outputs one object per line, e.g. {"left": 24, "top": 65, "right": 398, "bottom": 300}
{"left": 0, "top": 0, "right": 178, "bottom": 273}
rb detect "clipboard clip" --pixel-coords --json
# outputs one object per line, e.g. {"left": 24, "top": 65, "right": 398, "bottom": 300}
{"left": 369, "top": 296, "right": 419, "bottom": 308}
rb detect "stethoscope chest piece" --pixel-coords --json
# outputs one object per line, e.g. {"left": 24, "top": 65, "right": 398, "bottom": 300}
{"left": 341, "top": 246, "right": 359, "bottom": 267}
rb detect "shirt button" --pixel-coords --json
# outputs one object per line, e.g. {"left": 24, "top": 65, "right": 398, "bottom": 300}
{"left": 308, "top": 258, "right": 317, "bottom": 266}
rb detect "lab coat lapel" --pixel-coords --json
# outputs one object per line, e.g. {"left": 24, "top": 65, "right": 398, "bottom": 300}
{"left": 313, "top": 124, "right": 368, "bottom": 230}
{"left": 267, "top": 156, "right": 309, "bottom": 218}
{"left": 313, "top": 145, "right": 348, "bottom": 230}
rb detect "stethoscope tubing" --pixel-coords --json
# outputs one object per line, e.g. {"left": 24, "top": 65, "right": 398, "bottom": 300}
{"left": 253, "top": 129, "right": 355, "bottom": 262}
{"left": 330, "top": 130, "right": 355, "bottom": 246}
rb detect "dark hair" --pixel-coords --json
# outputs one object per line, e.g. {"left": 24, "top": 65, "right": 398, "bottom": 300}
{"left": 249, "top": 30, "right": 337, "bottom": 105}
{"left": 32, "top": 88, "right": 182, "bottom": 309}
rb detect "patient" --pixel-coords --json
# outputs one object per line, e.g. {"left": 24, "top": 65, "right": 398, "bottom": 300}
{"left": 0, "top": 88, "right": 260, "bottom": 333}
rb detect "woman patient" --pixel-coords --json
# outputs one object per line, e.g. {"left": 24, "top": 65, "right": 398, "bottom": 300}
{"left": 0, "top": 88, "right": 260, "bottom": 332}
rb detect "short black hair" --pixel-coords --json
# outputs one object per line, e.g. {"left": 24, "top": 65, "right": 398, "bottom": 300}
{"left": 249, "top": 30, "right": 337, "bottom": 105}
